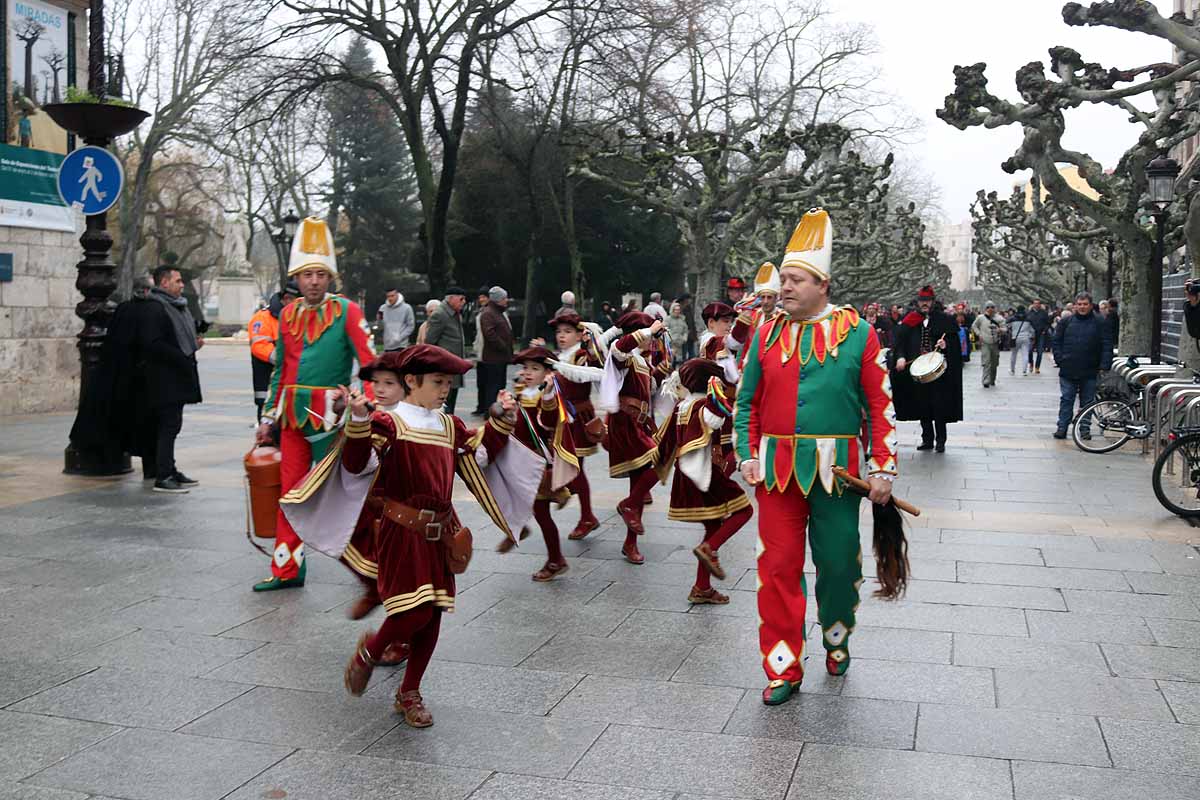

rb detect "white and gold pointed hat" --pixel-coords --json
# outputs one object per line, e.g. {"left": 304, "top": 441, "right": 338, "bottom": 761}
{"left": 753, "top": 261, "right": 781, "bottom": 296}
{"left": 780, "top": 208, "right": 833, "bottom": 281}
{"left": 287, "top": 217, "right": 338, "bottom": 277}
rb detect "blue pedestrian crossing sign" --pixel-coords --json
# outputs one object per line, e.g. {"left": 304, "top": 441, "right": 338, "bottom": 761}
{"left": 57, "top": 146, "right": 124, "bottom": 216}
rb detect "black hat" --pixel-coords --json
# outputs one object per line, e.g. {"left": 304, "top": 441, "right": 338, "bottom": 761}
{"left": 282, "top": 281, "right": 300, "bottom": 297}
{"left": 445, "top": 286, "right": 467, "bottom": 297}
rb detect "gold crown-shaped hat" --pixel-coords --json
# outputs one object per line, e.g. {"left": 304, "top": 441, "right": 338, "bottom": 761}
{"left": 753, "top": 262, "right": 780, "bottom": 296}
{"left": 287, "top": 217, "right": 338, "bottom": 277}
{"left": 779, "top": 208, "right": 833, "bottom": 281}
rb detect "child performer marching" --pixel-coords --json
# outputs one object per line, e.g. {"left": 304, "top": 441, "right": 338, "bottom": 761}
{"left": 532, "top": 311, "right": 606, "bottom": 541}
{"left": 697, "top": 302, "right": 741, "bottom": 466}
{"left": 341, "top": 344, "right": 517, "bottom": 728}
{"left": 598, "top": 312, "right": 666, "bottom": 564}
{"left": 509, "top": 345, "right": 590, "bottom": 581}
{"left": 732, "top": 262, "right": 784, "bottom": 370}
{"left": 655, "top": 359, "right": 753, "bottom": 605}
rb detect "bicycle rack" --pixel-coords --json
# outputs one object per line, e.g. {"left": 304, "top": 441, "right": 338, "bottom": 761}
{"left": 1150, "top": 378, "right": 1199, "bottom": 458}
{"left": 1158, "top": 386, "right": 1200, "bottom": 463}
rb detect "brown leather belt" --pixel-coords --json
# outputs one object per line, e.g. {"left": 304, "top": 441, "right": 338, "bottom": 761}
{"left": 382, "top": 499, "right": 453, "bottom": 542}
{"left": 619, "top": 396, "right": 650, "bottom": 424}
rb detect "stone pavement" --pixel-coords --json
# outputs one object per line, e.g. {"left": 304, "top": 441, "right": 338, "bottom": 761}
{"left": 0, "top": 344, "right": 1198, "bottom": 800}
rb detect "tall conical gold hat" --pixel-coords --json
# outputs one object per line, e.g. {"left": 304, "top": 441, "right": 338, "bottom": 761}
{"left": 288, "top": 217, "right": 338, "bottom": 277}
{"left": 753, "top": 262, "right": 780, "bottom": 296}
{"left": 780, "top": 208, "right": 833, "bottom": 281}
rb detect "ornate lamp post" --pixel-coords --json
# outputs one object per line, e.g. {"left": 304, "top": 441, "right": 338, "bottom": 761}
{"left": 272, "top": 210, "right": 300, "bottom": 289}
{"left": 48, "top": 0, "right": 149, "bottom": 474}
{"left": 1147, "top": 152, "right": 1181, "bottom": 364}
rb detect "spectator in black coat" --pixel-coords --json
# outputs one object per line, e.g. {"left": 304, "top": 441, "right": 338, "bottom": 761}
{"left": 1026, "top": 300, "right": 1051, "bottom": 373}
{"left": 140, "top": 266, "right": 203, "bottom": 493}
{"left": 1051, "top": 291, "right": 1112, "bottom": 440}
{"left": 1107, "top": 297, "right": 1120, "bottom": 350}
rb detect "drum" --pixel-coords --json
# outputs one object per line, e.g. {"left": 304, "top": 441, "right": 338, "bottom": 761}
{"left": 244, "top": 446, "right": 282, "bottom": 539}
{"left": 910, "top": 351, "right": 946, "bottom": 384}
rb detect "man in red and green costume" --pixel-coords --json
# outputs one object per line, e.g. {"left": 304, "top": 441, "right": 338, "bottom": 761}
{"left": 253, "top": 217, "right": 376, "bottom": 592}
{"left": 734, "top": 208, "right": 898, "bottom": 706}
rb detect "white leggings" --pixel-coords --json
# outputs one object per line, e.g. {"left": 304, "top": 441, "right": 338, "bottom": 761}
{"left": 1010, "top": 338, "right": 1032, "bottom": 373}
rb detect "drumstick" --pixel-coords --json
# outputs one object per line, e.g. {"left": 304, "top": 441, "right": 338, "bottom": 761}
{"left": 831, "top": 466, "right": 921, "bottom": 517}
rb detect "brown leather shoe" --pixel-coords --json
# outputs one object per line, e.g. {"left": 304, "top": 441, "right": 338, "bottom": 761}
{"left": 532, "top": 560, "right": 569, "bottom": 582}
{"left": 567, "top": 516, "right": 599, "bottom": 541}
{"left": 621, "top": 542, "right": 645, "bottom": 565}
{"left": 344, "top": 632, "right": 375, "bottom": 696}
{"left": 378, "top": 641, "right": 410, "bottom": 667}
{"left": 617, "top": 500, "right": 644, "bottom": 534}
{"left": 688, "top": 586, "right": 729, "bottom": 605}
{"left": 396, "top": 689, "right": 434, "bottom": 727}
{"left": 347, "top": 590, "right": 380, "bottom": 620}
{"left": 693, "top": 542, "right": 726, "bottom": 581}
{"left": 497, "top": 527, "right": 532, "bottom": 553}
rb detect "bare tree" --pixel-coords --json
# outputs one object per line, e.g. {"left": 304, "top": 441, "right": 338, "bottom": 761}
{"left": 108, "top": 0, "right": 271, "bottom": 297}
{"left": 938, "top": 2, "right": 1200, "bottom": 353}
{"left": 273, "top": 0, "right": 568, "bottom": 293}
{"left": 40, "top": 47, "right": 65, "bottom": 103}
{"left": 14, "top": 18, "right": 45, "bottom": 101}
{"left": 573, "top": 0, "right": 910, "bottom": 307}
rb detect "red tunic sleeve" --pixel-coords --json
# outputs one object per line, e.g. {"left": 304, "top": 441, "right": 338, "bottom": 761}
{"left": 453, "top": 413, "right": 515, "bottom": 462}
{"left": 858, "top": 325, "right": 898, "bottom": 476}
{"left": 343, "top": 410, "right": 395, "bottom": 473}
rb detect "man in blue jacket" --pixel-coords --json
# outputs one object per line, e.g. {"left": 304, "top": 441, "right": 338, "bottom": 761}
{"left": 1052, "top": 292, "right": 1113, "bottom": 440}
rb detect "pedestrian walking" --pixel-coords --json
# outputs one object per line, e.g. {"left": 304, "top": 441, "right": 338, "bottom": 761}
{"left": 377, "top": 289, "right": 415, "bottom": 352}
{"left": 665, "top": 302, "right": 689, "bottom": 365}
{"left": 476, "top": 286, "right": 514, "bottom": 416}
{"left": 955, "top": 311, "right": 971, "bottom": 362}
{"left": 1008, "top": 306, "right": 1034, "bottom": 376}
{"left": 1026, "top": 300, "right": 1050, "bottom": 373}
{"left": 971, "top": 301, "right": 1005, "bottom": 388}
{"left": 1052, "top": 291, "right": 1113, "bottom": 440}
{"left": 422, "top": 287, "right": 469, "bottom": 414}
{"left": 416, "top": 299, "right": 440, "bottom": 344}
{"left": 142, "top": 265, "right": 205, "bottom": 494}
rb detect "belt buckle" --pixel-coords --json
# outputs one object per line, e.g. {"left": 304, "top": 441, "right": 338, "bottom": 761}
{"left": 419, "top": 509, "right": 442, "bottom": 541}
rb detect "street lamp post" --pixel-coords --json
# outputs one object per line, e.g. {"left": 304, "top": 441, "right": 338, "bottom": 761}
{"left": 272, "top": 210, "right": 300, "bottom": 290}
{"left": 1147, "top": 153, "right": 1181, "bottom": 364}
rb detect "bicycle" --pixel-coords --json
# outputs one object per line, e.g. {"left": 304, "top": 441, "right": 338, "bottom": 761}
{"left": 1152, "top": 425, "right": 1200, "bottom": 517}
{"left": 1072, "top": 366, "right": 1199, "bottom": 454}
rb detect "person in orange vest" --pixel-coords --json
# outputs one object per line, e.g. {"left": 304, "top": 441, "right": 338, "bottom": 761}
{"left": 248, "top": 281, "right": 299, "bottom": 421}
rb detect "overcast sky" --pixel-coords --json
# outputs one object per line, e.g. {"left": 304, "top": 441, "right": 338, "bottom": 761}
{"left": 837, "top": 0, "right": 1175, "bottom": 223}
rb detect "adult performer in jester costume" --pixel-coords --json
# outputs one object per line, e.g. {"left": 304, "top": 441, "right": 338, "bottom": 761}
{"left": 734, "top": 208, "right": 898, "bottom": 706}
{"left": 252, "top": 217, "right": 377, "bottom": 592}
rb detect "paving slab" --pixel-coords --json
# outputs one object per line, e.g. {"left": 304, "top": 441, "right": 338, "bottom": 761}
{"left": 915, "top": 704, "right": 1110, "bottom": 765}
{"left": 957, "top": 561, "right": 1131, "bottom": 591}
{"left": 26, "top": 728, "right": 292, "bottom": 800}
{"left": 368, "top": 661, "right": 582, "bottom": 717}
{"left": 550, "top": 674, "right": 744, "bottom": 733}
{"left": 1159, "top": 679, "right": 1200, "bottom": 724}
{"left": 952, "top": 633, "right": 1110, "bottom": 674}
{"left": 1124, "top": 571, "right": 1200, "bottom": 594}
{"left": 204, "top": 640, "right": 392, "bottom": 693}
{"left": 1101, "top": 718, "right": 1200, "bottom": 776}
{"left": 724, "top": 691, "right": 917, "bottom": 749}
{"left": 1147, "top": 618, "right": 1200, "bottom": 648}
{"left": 790, "top": 743, "right": 1013, "bottom": 800}
{"left": 179, "top": 685, "right": 400, "bottom": 752}
{"left": 1026, "top": 609, "right": 1156, "bottom": 644}
{"left": 72, "top": 628, "right": 264, "bottom": 677}
{"left": 1012, "top": 761, "right": 1200, "bottom": 800}
{"left": 364, "top": 705, "right": 604, "bottom": 779}
{"left": 840, "top": 660, "right": 995, "bottom": 707}
{"left": 225, "top": 749, "right": 489, "bottom": 800}
{"left": 519, "top": 633, "right": 693, "bottom": 680}
{"left": 466, "top": 773, "right": 674, "bottom": 800}
{"left": 0, "top": 782, "right": 90, "bottom": 800}
{"left": 431, "top": 626, "right": 552, "bottom": 668}
{"left": 669, "top": 636, "right": 844, "bottom": 693}
{"left": 940, "top": 529, "right": 1099, "bottom": 551}
{"left": 568, "top": 723, "right": 801, "bottom": 799}
{"left": 995, "top": 669, "right": 1174, "bottom": 721}
{"left": 1102, "top": 643, "right": 1200, "bottom": 681}
{"left": 899, "top": 580, "right": 1065, "bottom": 610}
{"left": 0, "top": 711, "right": 119, "bottom": 782}
{"left": 9, "top": 666, "right": 252, "bottom": 731}
{"left": 1062, "top": 589, "right": 1200, "bottom": 620}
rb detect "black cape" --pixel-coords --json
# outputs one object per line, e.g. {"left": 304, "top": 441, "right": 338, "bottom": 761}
{"left": 891, "top": 310, "right": 964, "bottom": 423}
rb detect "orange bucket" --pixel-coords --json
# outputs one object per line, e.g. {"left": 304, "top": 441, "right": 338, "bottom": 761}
{"left": 244, "top": 446, "right": 282, "bottom": 539}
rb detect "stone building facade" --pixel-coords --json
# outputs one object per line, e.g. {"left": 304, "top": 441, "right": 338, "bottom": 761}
{"left": 2, "top": 0, "right": 91, "bottom": 414}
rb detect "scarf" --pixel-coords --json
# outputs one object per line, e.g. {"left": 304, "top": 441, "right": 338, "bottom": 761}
{"left": 149, "top": 288, "right": 197, "bottom": 356}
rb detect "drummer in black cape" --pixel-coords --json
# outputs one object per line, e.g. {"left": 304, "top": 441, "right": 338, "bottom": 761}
{"left": 891, "top": 285, "right": 964, "bottom": 453}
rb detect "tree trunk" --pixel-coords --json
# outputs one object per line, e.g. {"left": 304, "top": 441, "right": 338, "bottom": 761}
{"left": 117, "top": 141, "right": 159, "bottom": 299}
{"left": 1120, "top": 236, "right": 1154, "bottom": 357}
{"left": 522, "top": 243, "right": 539, "bottom": 345}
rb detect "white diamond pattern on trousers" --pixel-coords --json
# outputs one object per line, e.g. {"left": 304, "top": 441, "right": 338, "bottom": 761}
{"left": 273, "top": 542, "right": 290, "bottom": 569}
{"left": 824, "top": 621, "right": 848, "bottom": 647}
{"left": 766, "top": 640, "right": 797, "bottom": 677}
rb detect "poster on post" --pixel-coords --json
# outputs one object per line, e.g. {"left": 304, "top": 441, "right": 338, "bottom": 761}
{"left": 7, "top": 0, "right": 72, "bottom": 154}
{"left": 0, "top": 142, "right": 76, "bottom": 231}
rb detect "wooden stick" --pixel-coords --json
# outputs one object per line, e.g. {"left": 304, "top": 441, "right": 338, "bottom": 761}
{"left": 831, "top": 466, "right": 921, "bottom": 517}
